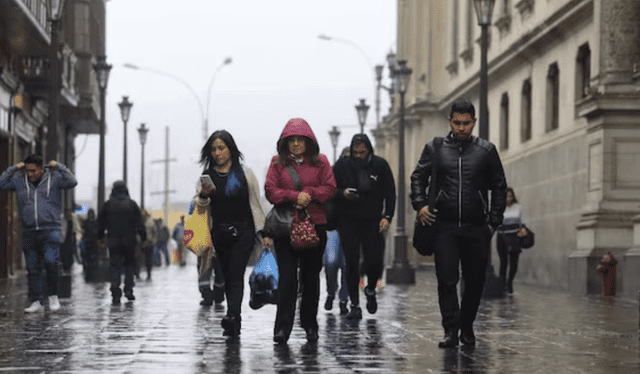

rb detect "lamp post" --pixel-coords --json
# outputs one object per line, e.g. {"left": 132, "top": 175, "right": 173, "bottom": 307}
{"left": 124, "top": 57, "right": 232, "bottom": 143}
{"left": 45, "top": 0, "right": 66, "bottom": 162}
{"left": 386, "top": 60, "right": 414, "bottom": 285}
{"left": 93, "top": 56, "right": 112, "bottom": 214}
{"left": 328, "top": 126, "right": 341, "bottom": 163}
{"left": 137, "top": 123, "right": 149, "bottom": 210}
{"left": 318, "top": 34, "right": 379, "bottom": 127}
{"left": 118, "top": 96, "right": 133, "bottom": 185}
{"left": 474, "top": 0, "right": 495, "bottom": 140}
{"left": 205, "top": 57, "right": 233, "bottom": 141}
{"left": 355, "top": 99, "right": 370, "bottom": 134}
{"left": 473, "top": 0, "right": 503, "bottom": 298}
{"left": 375, "top": 51, "right": 397, "bottom": 119}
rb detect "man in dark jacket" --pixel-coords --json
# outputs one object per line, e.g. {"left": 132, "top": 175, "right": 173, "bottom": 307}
{"left": 410, "top": 98, "right": 507, "bottom": 348}
{"left": 0, "top": 155, "right": 77, "bottom": 313}
{"left": 333, "top": 133, "right": 396, "bottom": 320}
{"left": 98, "top": 181, "right": 146, "bottom": 304}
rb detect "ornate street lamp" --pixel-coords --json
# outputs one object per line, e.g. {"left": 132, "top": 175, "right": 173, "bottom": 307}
{"left": 355, "top": 98, "right": 370, "bottom": 134}
{"left": 386, "top": 51, "right": 397, "bottom": 113}
{"left": 118, "top": 96, "right": 133, "bottom": 184}
{"left": 386, "top": 59, "right": 414, "bottom": 285}
{"left": 137, "top": 123, "right": 149, "bottom": 210}
{"left": 473, "top": 0, "right": 495, "bottom": 140}
{"left": 45, "top": 0, "right": 66, "bottom": 162}
{"left": 93, "top": 56, "right": 112, "bottom": 214}
{"left": 375, "top": 64, "right": 384, "bottom": 127}
{"left": 473, "top": 0, "right": 503, "bottom": 298}
{"left": 328, "top": 125, "right": 341, "bottom": 164}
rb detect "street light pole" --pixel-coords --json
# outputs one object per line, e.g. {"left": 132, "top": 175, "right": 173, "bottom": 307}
{"left": 318, "top": 34, "right": 378, "bottom": 126}
{"left": 205, "top": 57, "right": 233, "bottom": 141}
{"left": 473, "top": 0, "right": 503, "bottom": 298}
{"left": 386, "top": 60, "right": 415, "bottom": 285}
{"left": 45, "top": 0, "right": 66, "bottom": 162}
{"left": 355, "top": 98, "right": 370, "bottom": 134}
{"left": 328, "top": 126, "right": 341, "bottom": 164}
{"left": 93, "top": 56, "right": 112, "bottom": 214}
{"left": 118, "top": 96, "right": 133, "bottom": 185}
{"left": 137, "top": 123, "right": 149, "bottom": 210}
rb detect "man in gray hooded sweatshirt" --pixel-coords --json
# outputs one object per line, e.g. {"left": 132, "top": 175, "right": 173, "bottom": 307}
{"left": 0, "top": 154, "right": 77, "bottom": 313}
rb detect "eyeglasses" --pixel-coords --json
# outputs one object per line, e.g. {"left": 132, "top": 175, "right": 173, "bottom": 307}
{"left": 450, "top": 120, "right": 474, "bottom": 126}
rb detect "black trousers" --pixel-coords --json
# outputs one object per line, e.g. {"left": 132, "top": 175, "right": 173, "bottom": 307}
{"left": 273, "top": 226, "right": 326, "bottom": 336}
{"left": 337, "top": 217, "right": 385, "bottom": 307}
{"left": 212, "top": 221, "right": 254, "bottom": 319}
{"left": 434, "top": 222, "right": 491, "bottom": 332}
{"left": 109, "top": 243, "right": 136, "bottom": 296}
{"left": 497, "top": 233, "right": 521, "bottom": 285}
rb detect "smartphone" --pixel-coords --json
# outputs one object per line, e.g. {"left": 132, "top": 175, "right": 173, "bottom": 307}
{"left": 199, "top": 174, "right": 215, "bottom": 191}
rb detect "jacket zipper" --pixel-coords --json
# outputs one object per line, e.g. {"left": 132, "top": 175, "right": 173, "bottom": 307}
{"left": 478, "top": 191, "right": 487, "bottom": 214}
{"left": 34, "top": 185, "right": 39, "bottom": 230}
{"left": 458, "top": 144, "right": 462, "bottom": 227}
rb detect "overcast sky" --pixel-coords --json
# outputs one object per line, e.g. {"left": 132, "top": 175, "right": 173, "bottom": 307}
{"left": 74, "top": 0, "right": 397, "bottom": 210}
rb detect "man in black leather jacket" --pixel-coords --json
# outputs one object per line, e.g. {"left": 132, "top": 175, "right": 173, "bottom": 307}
{"left": 410, "top": 98, "right": 507, "bottom": 348}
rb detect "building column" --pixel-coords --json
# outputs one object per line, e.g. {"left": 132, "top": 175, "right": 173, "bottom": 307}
{"left": 571, "top": 0, "right": 640, "bottom": 294}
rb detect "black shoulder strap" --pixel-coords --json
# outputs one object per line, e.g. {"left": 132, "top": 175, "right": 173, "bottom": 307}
{"left": 427, "top": 137, "right": 443, "bottom": 210}
{"left": 285, "top": 164, "right": 303, "bottom": 191}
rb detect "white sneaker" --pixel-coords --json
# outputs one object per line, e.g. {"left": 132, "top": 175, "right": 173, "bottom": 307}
{"left": 25, "top": 301, "right": 44, "bottom": 313}
{"left": 48, "top": 296, "right": 61, "bottom": 312}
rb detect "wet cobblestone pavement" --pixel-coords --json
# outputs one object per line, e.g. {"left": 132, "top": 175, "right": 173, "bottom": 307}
{"left": 0, "top": 259, "right": 638, "bottom": 373}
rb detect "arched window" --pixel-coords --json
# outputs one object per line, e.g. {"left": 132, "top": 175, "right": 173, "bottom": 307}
{"left": 546, "top": 63, "right": 559, "bottom": 132}
{"left": 500, "top": 93, "right": 509, "bottom": 150}
{"left": 521, "top": 79, "right": 532, "bottom": 142}
{"left": 576, "top": 43, "right": 591, "bottom": 99}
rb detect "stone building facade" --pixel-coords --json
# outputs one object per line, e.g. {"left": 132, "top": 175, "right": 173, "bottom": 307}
{"left": 0, "top": 0, "right": 107, "bottom": 278}
{"left": 375, "top": 0, "right": 640, "bottom": 297}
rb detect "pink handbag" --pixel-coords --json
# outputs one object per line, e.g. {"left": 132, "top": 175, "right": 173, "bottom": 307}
{"left": 290, "top": 209, "right": 320, "bottom": 250}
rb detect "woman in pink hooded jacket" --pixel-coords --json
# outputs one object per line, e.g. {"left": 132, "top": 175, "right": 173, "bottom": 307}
{"left": 264, "top": 118, "right": 336, "bottom": 344}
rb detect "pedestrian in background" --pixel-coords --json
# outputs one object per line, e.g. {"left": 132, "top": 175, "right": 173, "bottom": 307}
{"left": 80, "top": 208, "right": 99, "bottom": 280}
{"left": 0, "top": 155, "right": 78, "bottom": 313}
{"left": 497, "top": 187, "right": 528, "bottom": 294}
{"left": 140, "top": 210, "right": 156, "bottom": 280}
{"left": 264, "top": 118, "right": 336, "bottom": 344}
{"left": 172, "top": 215, "right": 187, "bottom": 266}
{"left": 410, "top": 98, "right": 507, "bottom": 348}
{"left": 332, "top": 133, "right": 396, "bottom": 320}
{"left": 323, "top": 146, "right": 349, "bottom": 315}
{"left": 97, "top": 181, "right": 146, "bottom": 305}
{"left": 195, "top": 129, "right": 268, "bottom": 337}
{"left": 154, "top": 219, "right": 170, "bottom": 266}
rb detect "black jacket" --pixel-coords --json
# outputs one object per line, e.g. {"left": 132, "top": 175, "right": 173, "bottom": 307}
{"left": 332, "top": 134, "right": 396, "bottom": 222}
{"left": 98, "top": 181, "right": 145, "bottom": 248}
{"left": 410, "top": 133, "right": 507, "bottom": 228}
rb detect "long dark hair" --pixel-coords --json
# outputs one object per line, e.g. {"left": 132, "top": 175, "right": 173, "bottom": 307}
{"left": 199, "top": 130, "right": 247, "bottom": 196}
{"left": 276, "top": 136, "right": 320, "bottom": 167}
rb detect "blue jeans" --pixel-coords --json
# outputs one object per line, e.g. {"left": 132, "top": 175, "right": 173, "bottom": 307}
{"left": 22, "top": 229, "right": 63, "bottom": 302}
{"left": 323, "top": 230, "right": 348, "bottom": 302}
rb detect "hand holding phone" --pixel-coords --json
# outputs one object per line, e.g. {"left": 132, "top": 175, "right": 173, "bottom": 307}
{"left": 199, "top": 174, "right": 216, "bottom": 196}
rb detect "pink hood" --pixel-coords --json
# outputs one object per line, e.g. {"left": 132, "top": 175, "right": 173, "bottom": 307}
{"left": 277, "top": 118, "right": 319, "bottom": 154}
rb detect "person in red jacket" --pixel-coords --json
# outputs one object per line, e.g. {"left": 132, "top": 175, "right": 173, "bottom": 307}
{"left": 264, "top": 118, "right": 336, "bottom": 344}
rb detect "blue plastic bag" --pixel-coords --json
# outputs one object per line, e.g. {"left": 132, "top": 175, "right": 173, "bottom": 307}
{"left": 249, "top": 247, "right": 279, "bottom": 310}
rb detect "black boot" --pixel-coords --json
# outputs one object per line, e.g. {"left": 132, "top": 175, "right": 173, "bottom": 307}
{"left": 110, "top": 287, "right": 122, "bottom": 305}
{"left": 438, "top": 330, "right": 459, "bottom": 348}
{"left": 221, "top": 314, "right": 241, "bottom": 337}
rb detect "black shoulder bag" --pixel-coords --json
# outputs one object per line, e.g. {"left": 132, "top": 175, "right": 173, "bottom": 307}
{"left": 262, "top": 164, "right": 302, "bottom": 238}
{"left": 413, "top": 137, "right": 443, "bottom": 256}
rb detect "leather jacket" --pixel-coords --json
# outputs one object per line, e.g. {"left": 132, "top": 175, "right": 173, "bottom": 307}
{"left": 410, "top": 133, "right": 507, "bottom": 228}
